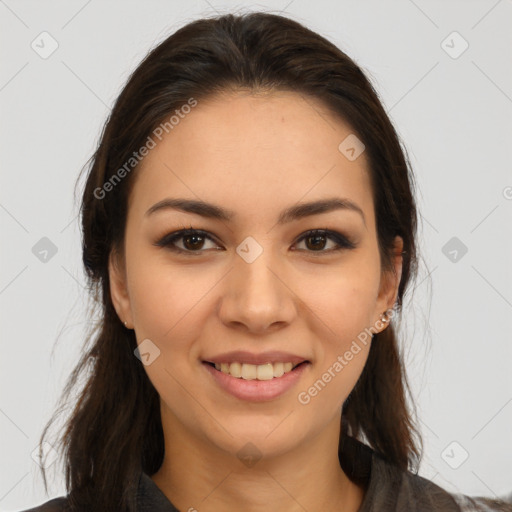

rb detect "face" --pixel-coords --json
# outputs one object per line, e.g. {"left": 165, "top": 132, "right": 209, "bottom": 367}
{"left": 109, "top": 89, "right": 402, "bottom": 462}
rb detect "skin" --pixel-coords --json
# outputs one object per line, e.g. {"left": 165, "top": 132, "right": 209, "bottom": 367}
{"left": 109, "top": 89, "right": 403, "bottom": 512}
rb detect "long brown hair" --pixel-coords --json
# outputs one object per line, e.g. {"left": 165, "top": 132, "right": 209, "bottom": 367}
{"left": 39, "top": 11, "right": 422, "bottom": 511}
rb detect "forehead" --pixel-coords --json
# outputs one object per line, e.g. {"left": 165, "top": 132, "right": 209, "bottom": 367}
{"left": 129, "top": 90, "right": 374, "bottom": 227}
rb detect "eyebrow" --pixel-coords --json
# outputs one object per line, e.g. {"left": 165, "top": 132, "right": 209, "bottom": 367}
{"left": 145, "top": 197, "right": 366, "bottom": 226}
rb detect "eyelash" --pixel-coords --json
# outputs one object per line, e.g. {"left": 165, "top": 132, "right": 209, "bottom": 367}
{"left": 154, "top": 226, "right": 356, "bottom": 256}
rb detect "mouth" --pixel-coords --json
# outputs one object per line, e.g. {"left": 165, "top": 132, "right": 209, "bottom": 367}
{"left": 201, "top": 359, "right": 311, "bottom": 402}
{"left": 203, "top": 360, "right": 309, "bottom": 381}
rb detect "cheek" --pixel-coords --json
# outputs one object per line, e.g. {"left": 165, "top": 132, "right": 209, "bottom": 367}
{"left": 299, "top": 287, "right": 373, "bottom": 414}
{"left": 126, "top": 253, "right": 216, "bottom": 340}
{"left": 306, "top": 261, "right": 381, "bottom": 342}
{"left": 296, "top": 265, "right": 378, "bottom": 404}
{"left": 126, "top": 261, "right": 214, "bottom": 407}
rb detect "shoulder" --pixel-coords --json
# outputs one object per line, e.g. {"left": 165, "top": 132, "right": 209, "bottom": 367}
{"left": 449, "top": 493, "right": 512, "bottom": 512}
{"left": 367, "top": 450, "right": 512, "bottom": 511}
{"left": 367, "top": 453, "right": 460, "bottom": 511}
{"left": 16, "top": 496, "right": 69, "bottom": 512}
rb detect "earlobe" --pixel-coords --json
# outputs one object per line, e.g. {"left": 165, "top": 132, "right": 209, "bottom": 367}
{"left": 108, "top": 249, "right": 133, "bottom": 329}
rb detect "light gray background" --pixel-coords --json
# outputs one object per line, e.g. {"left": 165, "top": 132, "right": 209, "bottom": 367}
{"left": 1, "top": 0, "right": 511, "bottom": 510}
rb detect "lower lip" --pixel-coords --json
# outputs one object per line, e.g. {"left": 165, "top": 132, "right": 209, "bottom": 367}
{"left": 202, "top": 362, "right": 310, "bottom": 402}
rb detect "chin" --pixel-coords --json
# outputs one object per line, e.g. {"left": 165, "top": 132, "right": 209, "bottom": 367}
{"left": 204, "top": 417, "right": 310, "bottom": 461}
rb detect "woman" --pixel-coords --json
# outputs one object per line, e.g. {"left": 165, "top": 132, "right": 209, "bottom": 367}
{"left": 21, "top": 11, "right": 511, "bottom": 512}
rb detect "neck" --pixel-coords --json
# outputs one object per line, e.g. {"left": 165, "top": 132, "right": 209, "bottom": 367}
{"left": 151, "top": 406, "right": 365, "bottom": 512}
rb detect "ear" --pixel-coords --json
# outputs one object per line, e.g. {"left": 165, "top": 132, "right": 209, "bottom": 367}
{"left": 108, "top": 248, "right": 134, "bottom": 329}
{"left": 373, "top": 235, "right": 403, "bottom": 332}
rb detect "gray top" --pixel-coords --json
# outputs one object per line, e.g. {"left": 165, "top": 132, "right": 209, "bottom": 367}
{"left": 20, "top": 436, "right": 512, "bottom": 511}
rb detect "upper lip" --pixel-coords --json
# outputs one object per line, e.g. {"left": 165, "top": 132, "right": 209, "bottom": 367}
{"left": 203, "top": 351, "right": 309, "bottom": 366}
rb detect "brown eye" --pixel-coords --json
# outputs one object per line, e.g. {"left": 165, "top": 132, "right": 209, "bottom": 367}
{"left": 154, "top": 228, "right": 221, "bottom": 255}
{"left": 294, "top": 229, "right": 356, "bottom": 253}
{"left": 182, "top": 233, "right": 206, "bottom": 250}
{"left": 304, "top": 233, "right": 328, "bottom": 251}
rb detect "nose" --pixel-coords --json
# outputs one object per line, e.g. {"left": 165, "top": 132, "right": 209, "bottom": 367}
{"left": 217, "top": 247, "right": 297, "bottom": 334}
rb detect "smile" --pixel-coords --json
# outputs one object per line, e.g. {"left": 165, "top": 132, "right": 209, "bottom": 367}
{"left": 205, "top": 361, "right": 307, "bottom": 380}
{"left": 202, "top": 360, "right": 310, "bottom": 402}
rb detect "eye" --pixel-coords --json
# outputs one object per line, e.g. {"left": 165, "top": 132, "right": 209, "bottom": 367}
{"left": 154, "top": 227, "right": 221, "bottom": 255}
{"left": 293, "top": 229, "right": 356, "bottom": 253}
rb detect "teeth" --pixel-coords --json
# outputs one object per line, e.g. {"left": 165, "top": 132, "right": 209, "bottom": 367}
{"left": 273, "top": 362, "right": 284, "bottom": 378}
{"left": 256, "top": 363, "right": 274, "bottom": 380}
{"left": 212, "top": 361, "right": 300, "bottom": 380}
{"left": 230, "top": 362, "right": 242, "bottom": 378}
